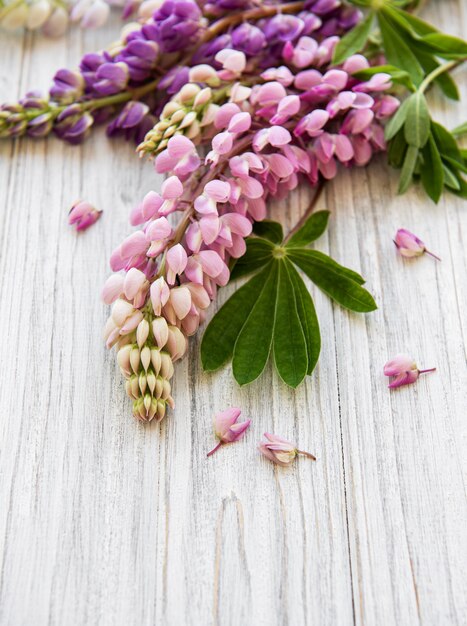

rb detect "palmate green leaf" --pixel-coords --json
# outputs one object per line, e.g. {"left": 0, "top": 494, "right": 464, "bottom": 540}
{"left": 289, "top": 250, "right": 376, "bottom": 313}
{"left": 273, "top": 262, "right": 308, "bottom": 388}
{"left": 286, "top": 211, "right": 330, "bottom": 248}
{"left": 285, "top": 260, "right": 321, "bottom": 376}
{"left": 232, "top": 262, "right": 279, "bottom": 385}
{"left": 332, "top": 10, "right": 375, "bottom": 65}
{"left": 200, "top": 263, "right": 273, "bottom": 372}
{"left": 384, "top": 5, "right": 436, "bottom": 37}
{"left": 421, "top": 135, "right": 444, "bottom": 203}
{"left": 252, "top": 219, "right": 283, "bottom": 244}
{"left": 202, "top": 213, "right": 376, "bottom": 388}
{"left": 404, "top": 92, "right": 430, "bottom": 148}
{"left": 230, "top": 237, "right": 274, "bottom": 280}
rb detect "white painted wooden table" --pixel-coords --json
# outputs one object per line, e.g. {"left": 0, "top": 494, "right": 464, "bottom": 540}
{"left": 0, "top": 3, "right": 466, "bottom": 624}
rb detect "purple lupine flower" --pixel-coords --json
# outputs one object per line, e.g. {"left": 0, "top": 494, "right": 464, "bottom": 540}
{"left": 106, "top": 101, "right": 154, "bottom": 142}
{"left": 231, "top": 23, "right": 266, "bottom": 56}
{"left": 92, "top": 62, "right": 130, "bottom": 96}
{"left": 262, "top": 14, "right": 304, "bottom": 43}
{"left": 148, "top": 0, "right": 203, "bottom": 53}
{"left": 49, "top": 69, "right": 85, "bottom": 104}
{"left": 116, "top": 39, "right": 160, "bottom": 82}
{"left": 79, "top": 52, "right": 106, "bottom": 90}
{"left": 54, "top": 105, "right": 94, "bottom": 144}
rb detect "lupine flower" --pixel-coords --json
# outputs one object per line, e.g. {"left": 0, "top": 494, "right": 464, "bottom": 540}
{"left": 259, "top": 433, "right": 316, "bottom": 466}
{"left": 384, "top": 354, "right": 436, "bottom": 389}
{"left": 207, "top": 407, "right": 251, "bottom": 456}
{"left": 68, "top": 200, "right": 102, "bottom": 231}
{"left": 394, "top": 229, "right": 441, "bottom": 261}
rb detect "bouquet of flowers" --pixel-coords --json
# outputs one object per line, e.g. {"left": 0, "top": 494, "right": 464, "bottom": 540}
{"left": 1, "top": 0, "right": 465, "bottom": 422}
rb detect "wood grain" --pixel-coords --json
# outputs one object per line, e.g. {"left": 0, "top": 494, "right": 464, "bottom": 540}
{"left": 0, "top": 4, "right": 466, "bottom": 625}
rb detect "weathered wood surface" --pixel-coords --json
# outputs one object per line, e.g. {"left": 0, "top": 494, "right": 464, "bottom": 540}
{"left": 0, "top": 3, "right": 466, "bottom": 625}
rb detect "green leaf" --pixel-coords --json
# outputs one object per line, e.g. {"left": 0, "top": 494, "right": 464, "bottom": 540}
{"left": 201, "top": 264, "right": 272, "bottom": 371}
{"left": 230, "top": 238, "right": 274, "bottom": 280}
{"left": 232, "top": 262, "right": 279, "bottom": 385}
{"left": 332, "top": 10, "right": 375, "bottom": 65}
{"left": 452, "top": 121, "right": 467, "bottom": 138}
{"left": 404, "top": 93, "right": 430, "bottom": 148}
{"left": 398, "top": 145, "right": 419, "bottom": 194}
{"left": 421, "top": 135, "right": 444, "bottom": 203}
{"left": 411, "top": 50, "right": 460, "bottom": 100}
{"left": 353, "top": 65, "right": 415, "bottom": 91}
{"left": 289, "top": 250, "right": 376, "bottom": 313}
{"left": 285, "top": 260, "right": 321, "bottom": 375}
{"left": 385, "top": 6, "right": 437, "bottom": 37}
{"left": 387, "top": 129, "right": 408, "bottom": 169}
{"left": 272, "top": 262, "right": 308, "bottom": 388}
{"left": 286, "top": 211, "right": 330, "bottom": 248}
{"left": 442, "top": 165, "right": 461, "bottom": 191}
{"left": 420, "top": 33, "right": 467, "bottom": 59}
{"left": 385, "top": 97, "right": 411, "bottom": 141}
{"left": 252, "top": 220, "right": 283, "bottom": 244}
{"left": 377, "top": 12, "right": 424, "bottom": 85}
{"left": 431, "top": 121, "right": 464, "bottom": 165}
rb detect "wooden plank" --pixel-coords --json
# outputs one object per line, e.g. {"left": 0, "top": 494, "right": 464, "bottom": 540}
{"left": 0, "top": 5, "right": 466, "bottom": 625}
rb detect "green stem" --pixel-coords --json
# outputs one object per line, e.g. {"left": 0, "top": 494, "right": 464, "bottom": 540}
{"left": 419, "top": 58, "right": 467, "bottom": 94}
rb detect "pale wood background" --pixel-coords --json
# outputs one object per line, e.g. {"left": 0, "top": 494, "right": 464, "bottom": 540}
{"left": 0, "top": 3, "right": 466, "bottom": 625}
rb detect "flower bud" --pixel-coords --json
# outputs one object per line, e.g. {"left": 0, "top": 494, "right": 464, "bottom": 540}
{"left": 130, "top": 346, "right": 140, "bottom": 374}
{"left": 258, "top": 433, "right": 316, "bottom": 466}
{"left": 136, "top": 319, "right": 150, "bottom": 348}
{"left": 207, "top": 407, "right": 251, "bottom": 456}
{"left": 152, "top": 317, "right": 169, "bottom": 348}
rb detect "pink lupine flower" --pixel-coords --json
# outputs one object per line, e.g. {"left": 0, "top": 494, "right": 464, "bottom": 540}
{"left": 155, "top": 135, "right": 200, "bottom": 180}
{"left": 166, "top": 244, "right": 188, "bottom": 284}
{"left": 253, "top": 126, "right": 291, "bottom": 151}
{"left": 123, "top": 267, "right": 149, "bottom": 308}
{"left": 150, "top": 277, "right": 170, "bottom": 315}
{"left": 101, "top": 273, "right": 124, "bottom": 304}
{"left": 207, "top": 407, "right": 251, "bottom": 457}
{"left": 68, "top": 200, "right": 102, "bottom": 231}
{"left": 384, "top": 354, "right": 436, "bottom": 389}
{"left": 283, "top": 36, "right": 318, "bottom": 68}
{"left": 146, "top": 217, "right": 173, "bottom": 257}
{"left": 261, "top": 66, "right": 294, "bottom": 86}
{"left": 259, "top": 433, "right": 316, "bottom": 466}
{"left": 354, "top": 73, "right": 392, "bottom": 93}
{"left": 394, "top": 229, "right": 441, "bottom": 260}
{"left": 215, "top": 49, "right": 247, "bottom": 80}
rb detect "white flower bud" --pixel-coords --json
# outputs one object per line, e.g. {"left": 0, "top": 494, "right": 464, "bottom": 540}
{"left": 160, "top": 352, "right": 175, "bottom": 379}
{"left": 151, "top": 348, "right": 161, "bottom": 375}
{"left": 42, "top": 6, "right": 68, "bottom": 36}
{"left": 136, "top": 319, "right": 150, "bottom": 348}
{"left": 130, "top": 347, "right": 140, "bottom": 374}
{"left": 141, "top": 346, "right": 151, "bottom": 371}
{"left": 26, "top": 0, "right": 52, "bottom": 29}
{"left": 152, "top": 317, "right": 169, "bottom": 349}
{"left": 117, "top": 344, "right": 132, "bottom": 377}
{"left": 1, "top": 3, "right": 29, "bottom": 29}
{"left": 139, "top": 372, "right": 147, "bottom": 395}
